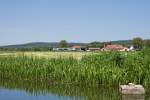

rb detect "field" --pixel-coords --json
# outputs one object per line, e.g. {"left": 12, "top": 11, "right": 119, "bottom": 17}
{"left": 0, "top": 49, "right": 150, "bottom": 89}
{"left": 0, "top": 51, "right": 98, "bottom": 59}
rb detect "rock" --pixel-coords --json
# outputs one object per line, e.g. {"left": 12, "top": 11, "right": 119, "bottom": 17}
{"left": 119, "top": 83, "right": 145, "bottom": 95}
{"left": 128, "top": 83, "right": 135, "bottom": 86}
{"left": 122, "top": 94, "right": 145, "bottom": 100}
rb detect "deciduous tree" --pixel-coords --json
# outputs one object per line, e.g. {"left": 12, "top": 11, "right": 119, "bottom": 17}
{"left": 132, "top": 37, "right": 143, "bottom": 50}
{"left": 59, "top": 40, "right": 68, "bottom": 48}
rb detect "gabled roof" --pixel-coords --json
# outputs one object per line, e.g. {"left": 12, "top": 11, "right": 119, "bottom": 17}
{"left": 105, "top": 44, "right": 127, "bottom": 50}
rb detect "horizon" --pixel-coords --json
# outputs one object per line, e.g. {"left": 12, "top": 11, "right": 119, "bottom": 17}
{"left": 0, "top": 39, "right": 141, "bottom": 47}
{"left": 1, "top": 0, "right": 150, "bottom": 46}
{"left": 0, "top": 36, "right": 149, "bottom": 46}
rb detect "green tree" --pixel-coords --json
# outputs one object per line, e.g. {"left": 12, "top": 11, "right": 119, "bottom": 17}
{"left": 59, "top": 40, "right": 68, "bottom": 48}
{"left": 88, "top": 41, "right": 104, "bottom": 48}
{"left": 144, "top": 39, "right": 150, "bottom": 48}
{"left": 132, "top": 37, "right": 143, "bottom": 50}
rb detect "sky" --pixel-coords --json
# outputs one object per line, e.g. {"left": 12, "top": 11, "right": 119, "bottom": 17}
{"left": 0, "top": 0, "right": 150, "bottom": 46}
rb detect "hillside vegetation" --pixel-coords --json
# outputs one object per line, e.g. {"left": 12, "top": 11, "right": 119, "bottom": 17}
{"left": 0, "top": 40, "right": 132, "bottom": 51}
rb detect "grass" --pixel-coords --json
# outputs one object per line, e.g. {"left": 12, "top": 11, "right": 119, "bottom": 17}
{"left": 0, "top": 49, "right": 150, "bottom": 88}
{"left": 0, "top": 51, "right": 98, "bottom": 59}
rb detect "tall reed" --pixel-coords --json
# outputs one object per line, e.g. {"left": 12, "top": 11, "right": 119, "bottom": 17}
{"left": 0, "top": 48, "right": 150, "bottom": 87}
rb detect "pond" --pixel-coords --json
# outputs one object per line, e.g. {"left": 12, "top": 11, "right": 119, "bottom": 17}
{"left": 0, "top": 79, "right": 149, "bottom": 100}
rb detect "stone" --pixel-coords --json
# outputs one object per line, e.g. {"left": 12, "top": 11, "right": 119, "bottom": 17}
{"left": 119, "top": 83, "right": 145, "bottom": 95}
{"left": 122, "top": 94, "right": 144, "bottom": 100}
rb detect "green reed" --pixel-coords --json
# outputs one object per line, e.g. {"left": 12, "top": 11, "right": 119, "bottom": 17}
{"left": 0, "top": 48, "right": 150, "bottom": 87}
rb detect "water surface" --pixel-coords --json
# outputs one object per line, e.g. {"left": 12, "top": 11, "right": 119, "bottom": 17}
{"left": 0, "top": 79, "right": 149, "bottom": 100}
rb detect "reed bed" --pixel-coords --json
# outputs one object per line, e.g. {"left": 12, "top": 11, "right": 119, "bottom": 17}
{"left": 0, "top": 49, "right": 150, "bottom": 87}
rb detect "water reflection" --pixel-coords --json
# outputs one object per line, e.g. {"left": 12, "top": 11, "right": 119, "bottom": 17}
{"left": 0, "top": 79, "right": 122, "bottom": 100}
{"left": 0, "top": 79, "right": 149, "bottom": 100}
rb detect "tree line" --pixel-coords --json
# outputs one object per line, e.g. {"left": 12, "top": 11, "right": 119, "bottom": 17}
{"left": 132, "top": 37, "right": 150, "bottom": 50}
{"left": 0, "top": 37, "right": 149, "bottom": 51}
{"left": 59, "top": 38, "right": 150, "bottom": 50}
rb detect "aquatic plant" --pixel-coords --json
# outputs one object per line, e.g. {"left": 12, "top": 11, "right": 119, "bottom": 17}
{"left": 0, "top": 49, "right": 150, "bottom": 88}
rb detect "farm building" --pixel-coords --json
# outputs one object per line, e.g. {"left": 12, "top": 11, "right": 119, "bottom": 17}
{"left": 71, "top": 45, "right": 87, "bottom": 51}
{"left": 101, "top": 44, "right": 129, "bottom": 51}
{"left": 88, "top": 48, "right": 101, "bottom": 51}
{"left": 53, "top": 45, "right": 87, "bottom": 51}
{"left": 53, "top": 48, "right": 72, "bottom": 51}
{"left": 71, "top": 45, "right": 82, "bottom": 51}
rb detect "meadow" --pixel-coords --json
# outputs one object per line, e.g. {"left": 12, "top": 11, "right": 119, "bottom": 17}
{"left": 0, "top": 51, "right": 98, "bottom": 59}
{"left": 0, "top": 49, "right": 150, "bottom": 89}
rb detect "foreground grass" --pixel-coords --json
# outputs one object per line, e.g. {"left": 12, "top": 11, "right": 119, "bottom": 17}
{"left": 0, "top": 49, "right": 150, "bottom": 88}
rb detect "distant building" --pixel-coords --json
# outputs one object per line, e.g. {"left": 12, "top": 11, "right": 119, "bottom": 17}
{"left": 102, "top": 44, "right": 129, "bottom": 51}
{"left": 53, "top": 45, "right": 86, "bottom": 51}
{"left": 71, "top": 45, "right": 82, "bottom": 51}
{"left": 88, "top": 48, "right": 101, "bottom": 51}
{"left": 128, "top": 45, "right": 135, "bottom": 51}
{"left": 53, "top": 48, "right": 71, "bottom": 51}
{"left": 71, "top": 45, "right": 87, "bottom": 51}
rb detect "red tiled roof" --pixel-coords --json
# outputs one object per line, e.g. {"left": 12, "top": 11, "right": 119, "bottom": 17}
{"left": 105, "top": 44, "right": 125, "bottom": 50}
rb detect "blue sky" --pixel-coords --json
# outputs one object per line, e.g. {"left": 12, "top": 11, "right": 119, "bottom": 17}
{"left": 0, "top": 0, "right": 150, "bottom": 45}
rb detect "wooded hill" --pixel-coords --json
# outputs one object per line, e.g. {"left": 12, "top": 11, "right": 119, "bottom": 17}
{"left": 0, "top": 40, "right": 132, "bottom": 51}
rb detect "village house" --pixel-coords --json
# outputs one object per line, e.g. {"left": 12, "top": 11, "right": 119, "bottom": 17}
{"left": 71, "top": 45, "right": 82, "bottom": 51}
{"left": 53, "top": 44, "right": 133, "bottom": 52}
{"left": 53, "top": 45, "right": 86, "bottom": 51}
{"left": 101, "top": 44, "right": 129, "bottom": 51}
{"left": 71, "top": 45, "right": 87, "bottom": 51}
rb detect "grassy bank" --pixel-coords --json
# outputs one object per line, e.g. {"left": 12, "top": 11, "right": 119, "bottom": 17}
{"left": 0, "top": 49, "right": 150, "bottom": 88}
